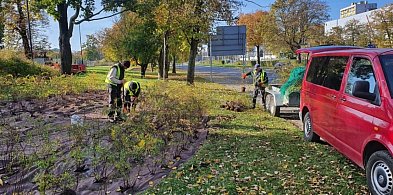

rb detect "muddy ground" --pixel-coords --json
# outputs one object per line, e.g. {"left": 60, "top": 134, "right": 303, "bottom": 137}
{"left": 0, "top": 90, "right": 207, "bottom": 194}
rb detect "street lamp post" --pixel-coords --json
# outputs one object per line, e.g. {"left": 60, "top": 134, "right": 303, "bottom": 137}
{"left": 26, "top": 0, "right": 34, "bottom": 62}
{"left": 79, "top": 24, "right": 84, "bottom": 64}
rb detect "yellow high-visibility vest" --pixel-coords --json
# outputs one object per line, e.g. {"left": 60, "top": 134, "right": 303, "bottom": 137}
{"left": 124, "top": 81, "right": 140, "bottom": 96}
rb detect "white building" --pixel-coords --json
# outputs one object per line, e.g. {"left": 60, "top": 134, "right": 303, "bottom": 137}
{"left": 325, "top": 1, "right": 380, "bottom": 35}
{"left": 340, "top": 1, "right": 377, "bottom": 19}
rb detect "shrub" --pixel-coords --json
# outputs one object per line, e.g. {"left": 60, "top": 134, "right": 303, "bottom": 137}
{"left": 260, "top": 60, "right": 279, "bottom": 67}
{"left": 0, "top": 50, "right": 58, "bottom": 77}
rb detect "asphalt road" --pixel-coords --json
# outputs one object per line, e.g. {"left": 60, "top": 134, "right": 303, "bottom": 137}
{"left": 178, "top": 64, "right": 302, "bottom": 129}
{"left": 177, "top": 64, "right": 279, "bottom": 91}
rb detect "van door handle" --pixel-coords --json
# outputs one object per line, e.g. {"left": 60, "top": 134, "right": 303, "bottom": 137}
{"left": 340, "top": 97, "right": 346, "bottom": 102}
{"left": 329, "top": 95, "right": 336, "bottom": 99}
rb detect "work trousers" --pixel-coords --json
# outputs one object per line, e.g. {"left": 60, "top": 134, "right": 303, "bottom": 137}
{"left": 123, "top": 91, "right": 137, "bottom": 112}
{"left": 108, "top": 84, "right": 122, "bottom": 118}
{"left": 252, "top": 86, "right": 266, "bottom": 107}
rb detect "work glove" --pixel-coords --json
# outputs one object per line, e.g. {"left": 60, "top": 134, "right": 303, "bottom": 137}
{"left": 242, "top": 74, "right": 247, "bottom": 79}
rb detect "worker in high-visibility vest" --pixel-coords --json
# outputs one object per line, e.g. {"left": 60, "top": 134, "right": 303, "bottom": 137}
{"left": 105, "top": 61, "right": 130, "bottom": 122}
{"left": 123, "top": 81, "right": 141, "bottom": 113}
{"left": 242, "top": 64, "right": 269, "bottom": 109}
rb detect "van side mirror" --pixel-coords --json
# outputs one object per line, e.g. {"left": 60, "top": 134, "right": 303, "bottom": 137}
{"left": 353, "top": 81, "right": 376, "bottom": 101}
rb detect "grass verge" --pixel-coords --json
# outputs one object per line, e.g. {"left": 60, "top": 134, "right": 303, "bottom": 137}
{"left": 146, "top": 83, "right": 369, "bottom": 194}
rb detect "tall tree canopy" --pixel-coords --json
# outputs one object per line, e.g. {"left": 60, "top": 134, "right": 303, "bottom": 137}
{"left": 372, "top": 4, "right": 393, "bottom": 48}
{"left": 82, "top": 34, "right": 101, "bottom": 61}
{"left": 343, "top": 19, "right": 367, "bottom": 46}
{"left": 271, "top": 0, "right": 329, "bottom": 53}
{"left": 35, "top": 0, "right": 137, "bottom": 74}
{"left": 2, "top": 0, "right": 49, "bottom": 58}
{"left": 101, "top": 0, "right": 161, "bottom": 78}
{"left": 165, "top": 0, "right": 241, "bottom": 84}
{"left": 238, "top": 11, "right": 270, "bottom": 65}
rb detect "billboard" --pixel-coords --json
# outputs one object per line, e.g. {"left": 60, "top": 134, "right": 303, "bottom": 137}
{"left": 210, "top": 25, "right": 247, "bottom": 56}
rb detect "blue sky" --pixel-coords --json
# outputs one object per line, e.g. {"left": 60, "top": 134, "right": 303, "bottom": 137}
{"left": 46, "top": 0, "right": 393, "bottom": 51}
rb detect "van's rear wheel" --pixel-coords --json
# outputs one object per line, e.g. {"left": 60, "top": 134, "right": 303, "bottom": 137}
{"left": 266, "top": 94, "right": 280, "bottom": 117}
{"left": 367, "top": 150, "right": 393, "bottom": 195}
{"left": 303, "top": 112, "right": 319, "bottom": 142}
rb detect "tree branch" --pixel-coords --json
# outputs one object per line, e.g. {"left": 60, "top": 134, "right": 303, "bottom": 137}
{"left": 244, "top": 0, "right": 270, "bottom": 8}
{"left": 181, "top": 29, "right": 192, "bottom": 45}
{"left": 133, "top": 56, "right": 140, "bottom": 66}
{"left": 74, "top": 8, "right": 105, "bottom": 25}
{"left": 75, "top": 9, "right": 130, "bottom": 24}
{"left": 68, "top": 5, "right": 80, "bottom": 37}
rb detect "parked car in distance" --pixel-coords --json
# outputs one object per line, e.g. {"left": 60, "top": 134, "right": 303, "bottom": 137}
{"left": 71, "top": 64, "right": 86, "bottom": 74}
{"left": 299, "top": 47, "right": 393, "bottom": 194}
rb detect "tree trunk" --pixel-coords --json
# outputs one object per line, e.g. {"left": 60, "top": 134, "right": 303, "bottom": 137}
{"left": 165, "top": 47, "right": 169, "bottom": 78}
{"left": 290, "top": 44, "right": 300, "bottom": 54}
{"left": 141, "top": 63, "right": 148, "bottom": 78}
{"left": 20, "top": 29, "right": 31, "bottom": 58}
{"left": 187, "top": 37, "right": 198, "bottom": 85}
{"left": 0, "top": 0, "right": 3, "bottom": 47}
{"left": 16, "top": 0, "right": 31, "bottom": 58}
{"left": 0, "top": 23, "right": 3, "bottom": 47}
{"left": 164, "top": 31, "right": 169, "bottom": 79}
{"left": 172, "top": 55, "right": 176, "bottom": 74}
{"left": 158, "top": 47, "right": 164, "bottom": 79}
{"left": 256, "top": 45, "right": 260, "bottom": 65}
{"left": 58, "top": 3, "right": 72, "bottom": 74}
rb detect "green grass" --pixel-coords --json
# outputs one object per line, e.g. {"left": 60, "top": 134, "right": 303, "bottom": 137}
{"left": 146, "top": 83, "right": 369, "bottom": 194}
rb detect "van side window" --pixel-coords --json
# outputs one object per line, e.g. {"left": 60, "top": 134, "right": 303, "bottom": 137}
{"left": 322, "top": 57, "right": 349, "bottom": 90}
{"left": 345, "top": 57, "right": 376, "bottom": 97}
{"left": 306, "top": 56, "right": 348, "bottom": 91}
{"left": 306, "top": 56, "right": 329, "bottom": 85}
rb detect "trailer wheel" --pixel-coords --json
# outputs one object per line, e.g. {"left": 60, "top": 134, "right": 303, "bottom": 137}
{"left": 266, "top": 94, "right": 280, "bottom": 117}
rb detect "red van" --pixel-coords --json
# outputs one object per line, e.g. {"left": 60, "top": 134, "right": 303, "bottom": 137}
{"left": 299, "top": 47, "right": 393, "bottom": 194}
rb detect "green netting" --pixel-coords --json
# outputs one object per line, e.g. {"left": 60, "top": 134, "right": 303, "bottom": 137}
{"left": 280, "top": 66, "right": 305, "bottom": 96}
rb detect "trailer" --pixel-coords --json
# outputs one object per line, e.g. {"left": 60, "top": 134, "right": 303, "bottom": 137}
{"left": 264, "top": 84, "right": 300, "bottom": 117}
{"left": 264, "top": 45, "right": 363, "bottom": 117}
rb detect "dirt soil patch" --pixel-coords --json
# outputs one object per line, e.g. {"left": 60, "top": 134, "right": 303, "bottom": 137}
{"left": 0, "top": 90, "right": 108, "bottom": 125}
{"left": 220, "top": 101, "right": 246, "bottom": 112}
{"left": 0, "top": 91, "right": 208, "bottom": 194}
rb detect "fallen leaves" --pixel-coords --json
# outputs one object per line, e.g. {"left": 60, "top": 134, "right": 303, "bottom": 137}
{"left": 137, "top": 139, "right": 146, "bottom": 148}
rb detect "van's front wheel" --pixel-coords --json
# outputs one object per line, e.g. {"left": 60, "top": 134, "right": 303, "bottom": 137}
{"left": 303, "top": 112, "right": 319, "bottom": 142}
{"left": 367, "top": 150, "right": 393, "bottom": 195}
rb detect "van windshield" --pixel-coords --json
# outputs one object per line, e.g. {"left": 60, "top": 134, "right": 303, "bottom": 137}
{"left": 380, "top": 55, "right": 393, "bottom": 98}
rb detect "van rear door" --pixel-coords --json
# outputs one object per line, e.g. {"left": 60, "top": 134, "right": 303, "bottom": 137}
{"left": 303, "top": 56, "right": 349, "bottom": 137}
